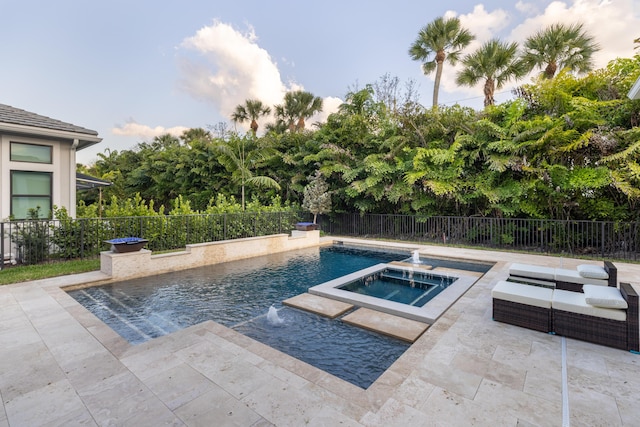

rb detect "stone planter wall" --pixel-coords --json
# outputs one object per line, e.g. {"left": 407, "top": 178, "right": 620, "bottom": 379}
{"left": 100, "top": 230, "right": 320, "bottom": 280}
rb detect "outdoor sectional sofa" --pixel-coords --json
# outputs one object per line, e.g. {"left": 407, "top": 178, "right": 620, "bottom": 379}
{"left": 508, "top": 261, "right": 617, "bottom": 292}
{"left": 492, "top": 265, "right": 639, "bottom": 353}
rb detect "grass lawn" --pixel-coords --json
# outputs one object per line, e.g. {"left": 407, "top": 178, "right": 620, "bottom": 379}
{"left": 0, "top": 259, "right": 100, "bottom": 286}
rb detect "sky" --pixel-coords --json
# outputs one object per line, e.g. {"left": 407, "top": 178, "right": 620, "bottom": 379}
{"left": 1, "top": 0, "right": 638, "bottom": 164}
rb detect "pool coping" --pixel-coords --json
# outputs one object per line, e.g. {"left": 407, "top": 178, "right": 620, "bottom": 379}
{"left": 3, "top": 237, "right": 640, "bottom": 425}
{"left": 309, "top": 262, "right": 479, "bottom": 323}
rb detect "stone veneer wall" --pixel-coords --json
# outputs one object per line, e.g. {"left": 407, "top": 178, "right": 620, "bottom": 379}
{"left": 100, "top": 230, "right": 320, "bottom": 280}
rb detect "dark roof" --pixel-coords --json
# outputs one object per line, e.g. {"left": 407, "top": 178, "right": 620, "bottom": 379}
{"left": 76, "top": 172, "right": 112, "bottom": 190}
{"left": 0, "top": 103, "right": 99, "bottom": 136}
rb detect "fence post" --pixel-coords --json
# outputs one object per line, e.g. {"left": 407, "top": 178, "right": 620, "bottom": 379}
{"left": 601, "top": 221, "right": 605, "bottom": 258}
{"left": 490, "top": 218, "right": 494, "bottom": 247}
{"left": 80, "top": 219, "right": 85, "bottom": 259}
{"left": 1, "top": 222, "right": 4, "bottom": 268}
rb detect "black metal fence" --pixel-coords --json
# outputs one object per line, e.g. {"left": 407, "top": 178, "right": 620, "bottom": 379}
{"left": 318, "top": 214, "right": 640, "bottom": 261}
{"left": 1, "top": 211, "right": 307, "bottom": 267}
{"left": 3, "top": 212, "right": 639, "bottom": 268}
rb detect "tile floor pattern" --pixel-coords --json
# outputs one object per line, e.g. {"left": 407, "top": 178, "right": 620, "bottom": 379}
{"left": 1, "top": 239, "right": 639, "bottom": 426}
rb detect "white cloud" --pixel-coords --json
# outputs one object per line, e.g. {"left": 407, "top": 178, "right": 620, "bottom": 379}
{"left": 307, "top": 96, "right": 343, "bottom": 128}
{"left": 515, "top": 1, "right": 540, "bottom": 15}
{"left": 509, "top": 0, "right": 638, "bottom": 70}
{"left": 431, "top": 1, "right": 639, "bottom": 106}
{"left": 177, "top": 20, "right": 342, "bottom": 133}
{"left": 178, "top": 21, "right": 290, "bottom": 120}
{"left": 112, "top": 120, "right": 189, "bottom": 139}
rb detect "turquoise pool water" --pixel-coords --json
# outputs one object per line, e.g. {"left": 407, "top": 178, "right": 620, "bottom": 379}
{"left": 69, "top": 245, "right": 411, "bottom": 388}
{"left": 69, "top": 244, "right": 491, "bottom": 388}
{"left": 338, "top": 268, "right": 457, "bottom": 307}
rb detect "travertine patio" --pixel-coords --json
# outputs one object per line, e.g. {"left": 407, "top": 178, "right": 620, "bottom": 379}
{"left": 1, "top": 239, "right": 639, "bottom": 426}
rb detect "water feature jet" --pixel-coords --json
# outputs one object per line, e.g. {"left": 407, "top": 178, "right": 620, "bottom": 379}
{"left": 267, "top": 305, "right": 284, "bottom": 325}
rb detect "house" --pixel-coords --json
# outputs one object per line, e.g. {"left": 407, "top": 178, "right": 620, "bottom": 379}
{"left": 629, "top": 75, "right": 640, "bottom": 100}
{"left": 0, "top": 103, "right": 102, "bottom": 219}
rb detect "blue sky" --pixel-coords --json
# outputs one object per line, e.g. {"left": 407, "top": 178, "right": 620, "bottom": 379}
{"left": 1, "top": 0, "right": 638, "bottom": 164}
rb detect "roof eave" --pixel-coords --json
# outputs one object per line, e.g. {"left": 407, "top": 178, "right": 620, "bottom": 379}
{"left": 628, "top": 76, "right": 640, "bottom": 100}
{"left": 0, "top": 122, "right": 102, "bottom": 150}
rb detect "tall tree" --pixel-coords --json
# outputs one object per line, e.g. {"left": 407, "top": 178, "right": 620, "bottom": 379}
{"left": 214, "top": 134, "right": 281, "bottom": 210}
{"left": 456, "top": 39, "right": 528, "bottom": 107}
{"left": 408, "top": 16, "right": 474, "bottom": 109}
{"left": 231, "top": 99, "right": 272, "bottom": 135}
{"left": 274, "top": 90, "right": 323, "bottom": 131}
{"left": 523, "top": 22, "right": 600, "bottom": 79}
{"left": 302, "top": 171, "right": 332, "bottom": 223}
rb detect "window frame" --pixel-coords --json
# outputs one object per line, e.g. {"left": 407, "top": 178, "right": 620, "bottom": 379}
{"left": 10, "top": 141, "right": 53, "bottom": 164}
{"left": 10, "top": 170, "right": 53, "bottom": 219}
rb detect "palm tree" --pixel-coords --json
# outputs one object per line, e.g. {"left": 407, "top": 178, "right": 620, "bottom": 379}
{"left": 522, "top": 22, "right": 600, "bottom": 79}
{"left": 231, "top": 99, "right": 272, "bottom": 135}
{"left": 409, "top": 16, "right": 475, "bottom": 109}
{"left": 456, "top": 39, "right": 528, "bottom": 107}
{"left": 214, "top": 134, "right": 281, "bottom": 210}
{"left": 274, "top": 90, "right": 323, "bottom": 132}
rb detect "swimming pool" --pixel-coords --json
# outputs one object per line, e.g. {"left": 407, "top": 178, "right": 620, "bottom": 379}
{"left": 68, "top": 244, "right": 491, "bottom": 388}
{"left": 69, "top": 245, "right": 412, "bottom": 388}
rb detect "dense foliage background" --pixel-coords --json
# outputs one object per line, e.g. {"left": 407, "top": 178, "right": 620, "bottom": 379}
{"left": 79, "top": 54, "right": 640, "bottom": 221}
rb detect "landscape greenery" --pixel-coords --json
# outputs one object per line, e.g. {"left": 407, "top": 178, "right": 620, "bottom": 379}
{"left": 78, "top": 20, "right": 640, "bottom": 223}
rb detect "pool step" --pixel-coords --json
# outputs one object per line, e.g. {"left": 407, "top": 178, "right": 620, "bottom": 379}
{"left": 283, "top": 293, "right": 354, "bottom": 319}
{"left": 342, "top": 308, "right": 429, "bottom": 343}
{"left": 431, "top": 267, "right": 484, "bottom": 278}
{"left": 388, "top": 261, "right": 433, "bottom": 270}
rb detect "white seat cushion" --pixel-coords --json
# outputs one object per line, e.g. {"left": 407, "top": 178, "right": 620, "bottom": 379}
{"left": 552, "top": 289, "right": 626, "bottom": 321}
{"left": 583, "top": 285, "right": 628, "bottom": 309}
{"left": 577, "top": 264, "right": 609, "bottom": 280}
{"left": 492, "top": 281, "right": 553, "bottom": 309}
{"left": 509, "top": 263, "right": 555, "bottom": 281}
{"left": 554, "top": 268, "right": 608, "bottom": 286}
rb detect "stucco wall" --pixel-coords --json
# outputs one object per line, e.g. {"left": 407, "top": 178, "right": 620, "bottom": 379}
{"left": 0, "top": 134, "right": 74, "bottom": 219}
{"left": 100, "top": 231, "right": 321, "bottom": 280}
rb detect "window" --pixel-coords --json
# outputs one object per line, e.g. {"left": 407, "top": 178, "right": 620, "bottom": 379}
{"left": 10, "top": 142, "right": 52, "bottom": 163}
{"left": 11, "top": 171, "right": 52, "bottom": 219}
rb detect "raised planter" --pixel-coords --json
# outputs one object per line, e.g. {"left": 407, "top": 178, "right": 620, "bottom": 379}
{"left": 295, "top": 222, "right": 318, "bottom": 231}
{"left": 105, "top": 237, "right": 149, "bottom": 253}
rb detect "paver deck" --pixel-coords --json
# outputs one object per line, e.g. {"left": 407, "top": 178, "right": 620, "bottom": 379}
{"left": 282, "top": 293, "right": 353, "bottom": 318}
{"left": 1, "top": 238, "right": 639, "bottom": 426}
{"left": 431, "top": 266, "right": 485, "bottom": 278}
{"left": 342, "top": 308, "right": 429, "bottom": 342}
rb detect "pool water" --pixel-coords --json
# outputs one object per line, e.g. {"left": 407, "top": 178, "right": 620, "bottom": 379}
{"left": 233, "top": 306, "right": 408, "bottom": 388}
{"left": 69, "top": 245, "right": 410, "bottom": 388}
{"left": 338, "top": 268, "right": 457, "bottom": 307}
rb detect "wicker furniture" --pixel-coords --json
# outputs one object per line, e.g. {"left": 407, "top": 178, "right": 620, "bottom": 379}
{"left": 508, "top": 261, "right": 617, "bottom": 292}
{"left": 492, "top": 280, "right": 639, "bottom": 353}
{"left": 553, "top": 283, "right": 638, "bottom": 352}
{"left": 492, "top": 281, "right": 553, "bottom": 332}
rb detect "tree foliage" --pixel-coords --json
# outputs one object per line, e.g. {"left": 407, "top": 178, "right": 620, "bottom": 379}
{"left": 79, "top": 54, "right": 640, "bottom": 222}
{"left": 302, "top": 171, "right": 331, "bottom": 223}
{"left": 409, "top": 16, "right": 474, "bottom": 108}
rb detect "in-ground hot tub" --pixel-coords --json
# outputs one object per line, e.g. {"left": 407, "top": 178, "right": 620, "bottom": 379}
{"left": 309, "top": 263, "right": 480, "bottom": 323}
{"left": 338, "top": 267, "right": 457, "bottom": 307}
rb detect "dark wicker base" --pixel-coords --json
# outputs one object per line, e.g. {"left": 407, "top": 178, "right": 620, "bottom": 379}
{"left": 493, "top": 299, "right": 552, "bottom": 333}
{"left": 509, "top": 261, "right": 618, "bottom": 291}
{"left": 621, "top": 282, "right": 639, "bottom": 352}
{"left": 295, "top": 223, "right": 318, "bottom": 231}
{"left": 555, "top": 281, "right": 584, "bottom": 292}
{"left": 554, "top": 310, "right": 627, "bottom": 350}
{"left": 493, "top": 281, "right": 638, "bottom": 352}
